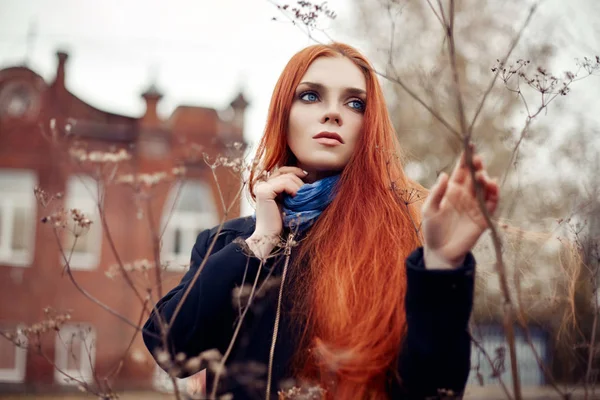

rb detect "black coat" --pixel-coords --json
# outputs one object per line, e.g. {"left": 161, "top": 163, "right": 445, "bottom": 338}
{"left": 142, "top": 217, "right": 475, "bottom": 399}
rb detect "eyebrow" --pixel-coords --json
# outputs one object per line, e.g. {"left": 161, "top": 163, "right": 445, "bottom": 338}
{"left": 297, "top": 81, "right": 367, "bottom": 98}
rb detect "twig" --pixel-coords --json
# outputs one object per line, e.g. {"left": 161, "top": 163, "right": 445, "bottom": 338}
{"left": 469, "top": 330, "right": 514, "bottom": 400}
{"left": 146, "top": 198, "right": 164, "bottom": 300}
{"left": 269, "top": 0, "right": 462, "bottom": 139}
{"left": 441, "top": 0, "right": 523, "bottom": 397}
{"left": 165, "top": 184, "right": 243, "bottom": 332}
{"left": 209, "top": 257, "right": 265, "bottom": 399}
{"left": 467, "top": 4, "right": 538, "bottom": 139}
{"left": 52, "top": 229, "right": 155, "bottom": 337}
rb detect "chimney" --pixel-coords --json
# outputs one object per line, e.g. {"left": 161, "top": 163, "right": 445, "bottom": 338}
{"left": 141, "top": 83, "right": 163, "bottom": 125}
{"left": 229, "top": 91, "right": 249, "bottom": 131}
{"left": 55, "top": 51, "right": 69, "bottom": 88}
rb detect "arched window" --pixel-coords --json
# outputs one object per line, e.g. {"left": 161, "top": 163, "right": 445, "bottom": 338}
{"left": 0, "top": 169, "right": 37, "bottom": 267}
{"left": 62, "top": 175, "right": 102, "bottom": 270}
{"left": 161, "top": 180, "right": 218, "bottom": 269}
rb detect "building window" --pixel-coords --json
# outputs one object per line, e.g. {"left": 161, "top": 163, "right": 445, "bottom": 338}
{"left": 469, "top": 324, "right": 549, "bottom": 387}
{"left": 0, "top": 169, "right": 37, "bottom": 267}
{"left": 54, "top": 324, "right": 96, "bottom": 385}
{"left": 62, "top": 176, "right": 102, "bottom": 270}
{"left": 162, "top": 180, "right": 218, "bottom": 269}
{"left": 0, "top": 323, "right": 27, "bottom": 383}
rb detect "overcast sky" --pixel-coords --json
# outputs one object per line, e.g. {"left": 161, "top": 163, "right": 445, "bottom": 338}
{"left": 0, "top": 0, "right": 598, "bottom": 215}
{"left": 0, "top": 0, "right": 355, "bottom": 142}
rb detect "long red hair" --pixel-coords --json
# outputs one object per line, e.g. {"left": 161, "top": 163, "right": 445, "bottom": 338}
{"left": 249, "top": 43, "right": 423, "bottom": 399}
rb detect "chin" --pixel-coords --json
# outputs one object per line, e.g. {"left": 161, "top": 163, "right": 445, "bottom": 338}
{"left": 299, "top": 157, "right": 348, "bottom": 173}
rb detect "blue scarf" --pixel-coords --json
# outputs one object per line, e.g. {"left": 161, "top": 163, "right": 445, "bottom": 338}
{"left": 251, "top": 174, "right": 341, "bottom": 234}
{"left": 282, "top": 174, "right": 340, "bottom": 233}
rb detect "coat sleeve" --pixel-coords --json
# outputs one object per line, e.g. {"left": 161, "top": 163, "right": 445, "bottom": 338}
{"left": 142, "top": 228, "right": 261, "bottom": 374}
{"left": 396, "top": 247, "right": 475, "bottom": 398}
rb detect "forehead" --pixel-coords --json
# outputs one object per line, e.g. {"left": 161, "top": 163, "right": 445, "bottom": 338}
{"left": 300, "top": 55, "right": 366, "bottom": 91}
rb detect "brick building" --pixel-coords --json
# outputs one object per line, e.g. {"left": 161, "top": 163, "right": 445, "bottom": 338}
{"left": 0, "top": 51, "right": 247, "bottom": 394}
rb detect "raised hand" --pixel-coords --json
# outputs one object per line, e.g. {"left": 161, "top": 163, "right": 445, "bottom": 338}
{"left": 421, "top": 148, "right": 500, "bottom": 269}
{"left": 246, "top": 166, "right": 307, "bottom": 258}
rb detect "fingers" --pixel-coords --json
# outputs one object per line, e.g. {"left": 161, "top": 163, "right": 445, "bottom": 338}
{"left": 423, "top": 172, "right": 449, "bottom": 214}
{"left": 255, "top": 172, "right": 305, "bottom": 200}
{"left": 269, "top": 166, "right": 308, "bottom": 179}
{"left": 484, "top": 177, "right": 499, "bottom": 214}
{"left": 450, "top": 146, "right": 500, "bottom": 215}
{"left": 450, "top": 144, "right": 483, "bottom": 185}
{"left": 474, "top": 170, "right": 500, "bottom": 214}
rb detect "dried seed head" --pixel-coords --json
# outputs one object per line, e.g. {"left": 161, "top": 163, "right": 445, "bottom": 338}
{"left": 155, "top": 349, "right": 171, "bottom": 368}
{"left": 185, "top": 356, "right": 202, "bottom": 373}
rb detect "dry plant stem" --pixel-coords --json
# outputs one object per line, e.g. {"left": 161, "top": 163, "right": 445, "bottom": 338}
{"left": 166, "top": 184, "right": 243, "bottom": 332}
{"left": 266, "top": 233, "right": 294, "bottom": 400}
{"left": 81, "top": 330, "right": 105, "bottom": 392}
{"left": 97, "top": 205, "right": 153, "bottom": 317}
{"left": 52, "top": 230, "right": 149, "bottom": 335}
{"left": 385, "top": 1, "right": 404, "bottom": 72}
{"left": 210, "top": 257, "right": 265, "bottom": 399}
{"left": 467, "top": 4, "right": 538, "bottom": 138}
{"left": 169, "top": 374, "right": 183, "bottom": 400}
{"left": 584, "top": 267, "right": 599, "bottom": 399}
{"left": 36, "top": 337, "right": 100, "bottom": 396}
{"left": 446, "top": 0, "right": 469, "bottom": 137}
{"left": 513, "top": 241, "right": 568, "bottom": 398}
{"left": 440, "top": 0, "right": 522, "bottom": 397}
{"left": 270, "top": 0, "right": 461, "bottom": 139}
{"left": 159, "top": 179, "right": 185, "bottom": 240}
{"left": 373, "top": 68, "right": 462, "bottom": 140}
{"left": 469, "top": 332, "right": 514, "bottom": 400}
{"left": 467, "top": 144, "right": 523, "bottom": 400}
{"left": 211, "top": 166, "right": 228, "bottom": 213}
{"left": 145, "top": 198, "right": 164, "bottom": 300}
{"left": 58, "top": 330, "right": 91, "bottom": 385}
{"left": 500, "top": 61, "right": 598, "bottom": 187}
{"left": 425, "top": 0, "right": 444, "bottom": 27}
{"left": 106, "top": 300, "right": 150, "bottom": 381}
{"left": 500, "top": 109, "right": 534, "bottom": 188}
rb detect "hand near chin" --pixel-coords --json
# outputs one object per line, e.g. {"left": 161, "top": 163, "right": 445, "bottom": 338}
{"left": 247, "top": 166, "right": 307, "bottom": 258}
{"left": 420, "top": 148, "right": 500, "bottom": 270}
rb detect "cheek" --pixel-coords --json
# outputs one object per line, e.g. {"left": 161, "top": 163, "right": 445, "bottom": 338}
{"left": 287, "top": 106, "right": 306, "bottom": 155}
{"left": 287, "top": 106, "right": 303, "bottom": 140}
{"left": 288, "top": 105, "right": 314, "bottom": 143}
{"left": 345, "top": 114, "right": 364, "bottom": 145}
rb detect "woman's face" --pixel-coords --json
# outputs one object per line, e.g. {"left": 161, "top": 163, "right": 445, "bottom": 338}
{"left": 287, "top": 55, "right": 367, "bottom": 182}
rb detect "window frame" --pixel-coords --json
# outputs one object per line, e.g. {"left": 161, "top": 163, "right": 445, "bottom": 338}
{"left": 0, "top": 324, "right": 27, "bottom": 383}
{"left": 53, "top": 323, "right": 96, "bottom": 385}
{"left": 61, "top": 176, "right": 103, "bottom": 271}
{"left": 0, "top": 169, "right": 37, "bottom": 267}
{"left": 161, "top": 181, "right": 218, "bottom": 270}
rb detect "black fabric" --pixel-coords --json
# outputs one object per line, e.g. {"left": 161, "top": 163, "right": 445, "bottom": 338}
{"left": 142, "top": 217, "right": 475, "bottom": 399}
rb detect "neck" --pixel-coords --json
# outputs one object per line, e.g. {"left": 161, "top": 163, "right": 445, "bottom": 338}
{"left": 296, "top": 164, "right": 341, "bottom": 184}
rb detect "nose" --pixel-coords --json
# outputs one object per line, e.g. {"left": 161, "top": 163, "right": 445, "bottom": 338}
{"left": 320, "top": 104, "right": 343, "bottom": 126}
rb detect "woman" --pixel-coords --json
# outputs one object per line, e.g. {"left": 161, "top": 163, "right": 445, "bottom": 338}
{"left": 143, "top": 42, "right": 499, "bottom": 399}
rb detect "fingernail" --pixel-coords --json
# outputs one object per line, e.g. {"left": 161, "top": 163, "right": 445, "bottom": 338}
{"left": 303, "top": 170, "right": 308, "bottom": 175}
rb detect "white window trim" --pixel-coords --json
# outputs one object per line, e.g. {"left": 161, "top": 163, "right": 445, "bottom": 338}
{"left": 162, "top": 211, "right": 217, "bottom": 270}
{"left": 0, "top": 171, "right": 37, "bottom": 267}
{"left": 0, "top": 325, "right": 27, "bottom": 383}
{"left": 54, "top": 324, "right": 96, "bottom": 385}
{"left": 61, "top": 179, "right": 102, "bottom": 271}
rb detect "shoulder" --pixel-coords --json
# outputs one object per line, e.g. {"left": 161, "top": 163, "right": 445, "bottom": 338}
{"left": 193, "top": 216, "right": 256, "bottom": 254}
{"left": 206, "top": 216, "right": 256, "bottom": 238}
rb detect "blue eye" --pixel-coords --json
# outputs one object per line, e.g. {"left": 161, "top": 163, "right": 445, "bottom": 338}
{"left": 348, "top": 99, "right": 365, "bottom": 112}
{"left": 300, "top": 91, "right": 319, "bottom": 102}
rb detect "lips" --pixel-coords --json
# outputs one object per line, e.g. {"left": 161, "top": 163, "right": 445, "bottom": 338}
{"left": 312, "top": 131, "right": 344, "bottom": 144}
